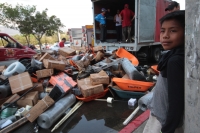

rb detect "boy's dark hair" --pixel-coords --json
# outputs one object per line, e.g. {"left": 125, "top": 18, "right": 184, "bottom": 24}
{"left": 160, "top": 10, "right": 185, "bottom": 28}
{"left": 62, "top": 38, "right": 66, "bottom": 41}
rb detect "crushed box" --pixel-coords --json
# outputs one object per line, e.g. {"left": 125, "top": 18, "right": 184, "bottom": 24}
{"left": 36, "top": 69, "right": 54, "bottom": 79}
{"left": 49, "top": 72, "right": 77, "bottom": 92}
{"left": 39, "top": 53, "right": 55, "bottom": 62}
{"left": 9, "top": 72, "right": 33, "bottom": 94}
{"left": 58, "top": 47, "right": 76, "bottom": 57}
{"left": 25, "top": 95, "right": 54, "bottom": 122}
{"left": 77, "top": 78, "right": 104, "bottom": 97}
{"left": 17, "top": 91, "right": 38, "bottom": 107}
{"left": 43, "top": 59, "right": 66, "bottom": 71}
{"left": 0, "top": 66, "right": 6, "bottom": 73}
{"left": 93, "top": 45, "right": 103, "bottom": 52}
{"left": 90, "top": 70, "right": 109, "bottom": 85}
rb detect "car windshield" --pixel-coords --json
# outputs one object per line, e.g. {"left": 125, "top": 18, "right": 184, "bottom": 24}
{"left": 0, "top": 35, "right": 22, "bottom": 48}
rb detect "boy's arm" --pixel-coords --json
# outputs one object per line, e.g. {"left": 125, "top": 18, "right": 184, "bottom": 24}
{"left": 161, "top": 56, "right": 184, "bottom": 133}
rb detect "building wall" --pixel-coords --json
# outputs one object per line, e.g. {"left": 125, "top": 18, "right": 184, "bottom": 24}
{"left": 185, "top": 0, "right": 200, "bottom": 132}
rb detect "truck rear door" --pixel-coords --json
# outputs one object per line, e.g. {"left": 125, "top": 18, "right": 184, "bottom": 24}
{"left": 137, "top": 0, "right": 156, "bottom": 43}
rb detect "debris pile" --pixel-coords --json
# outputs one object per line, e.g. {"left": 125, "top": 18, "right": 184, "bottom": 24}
{"left": 0, "top": 46, "right": 159, "bottom": 132}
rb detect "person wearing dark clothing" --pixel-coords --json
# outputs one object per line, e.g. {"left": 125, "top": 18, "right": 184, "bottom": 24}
{"left": 165, "top": 1, "right": 180, "bottom": 13}
{"left": 143, "top": 10, "right": 185, "bottom": 133}
{"left": 114, "top": 10, "right": 122, "bottom": 43}
{"left": 95, "top": 8, "right": 107, "bottom": 43}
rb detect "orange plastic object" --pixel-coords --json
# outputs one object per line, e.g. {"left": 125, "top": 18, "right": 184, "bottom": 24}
{"left": 116, "top": 48, "right": 139, "bottom": 66}
{"left": 31, "top": 77, "right": 38, "bottom": 83}
{"left": 112, "top": 78, "right": 155, "bottom": 92}
{"left": 151, "top": 65, "right": 159, "bottom": 75}
{"left": 76, "top": 88, "right": 109, "bottom": 102}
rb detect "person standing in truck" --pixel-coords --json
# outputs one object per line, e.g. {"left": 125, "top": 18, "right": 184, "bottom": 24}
{"left": 114, "top": 10, "right": 122, "bottom": 43}
{"left": 95, "top": 8, "right": 107, "bottom": 43}
{"left": 120, "top": 4, "right": 135, "bottom": 43}
{"left": 165, "top": 1, "right": 180, "bottom": 13}
{"left": 59, "top": 38, "right": 66, "bottom": 47}
{"left": 142, "top": 10, "right": 185, "bottom": 133}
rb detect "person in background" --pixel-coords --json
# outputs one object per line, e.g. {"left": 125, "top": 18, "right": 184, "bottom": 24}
{"left": 165, "top": 1, "right": 180, "bottom": 13}
{"left": 142, "top": 10, "right": 185, "bottom": 133}
{"left": 120, "top": 4, "right": 135, "bottom": 43}
{"left": 114, "top": 10, "right": 122, "bottom": 43}
{"left": 59, "top": 38, "right": 66, "bottom": 47}
{"left": 95, "top": 8, "right": 107, "bottom": 43}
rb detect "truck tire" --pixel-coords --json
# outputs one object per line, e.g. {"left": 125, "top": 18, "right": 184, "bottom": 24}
{"left": 3, "top": 61, "right": 26, "bottom": 77}
{"left": 152, "top": 47, "right": 161, "bottom": 63}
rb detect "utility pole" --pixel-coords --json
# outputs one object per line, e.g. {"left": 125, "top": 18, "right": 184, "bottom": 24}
{"left": 185, "top": 0, "right": 200, "bottom": 132}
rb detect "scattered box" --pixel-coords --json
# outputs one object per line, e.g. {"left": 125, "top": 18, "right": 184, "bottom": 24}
{"left": 17, "top": 91, "right": 38, "bottom": 107}
{"left": 25, "top": 95, "right": 55, "bottom": 122}
{"left": 36, "top": 69, "right": 54, "bottom": 79}
{"left": 0, "top": 66, "right": 6, "bottom": 73}
{"left": 0, "top": 94, "right": 20, "bottom": 107}
{"left": 93, "top": 45, "right": 103, "bottom": 52}
{"left": 9, "top": 72, "right": 33, "bottom": 94}
{"left": 57, "top": 55, "right": 70, "bottom": 65}
{"left": 39, "top": 53, "right": 55, "bottom": 62}
{"left": 90, "top": 70, "right": 109, "bottom": 85}
{"left": 43, "top": 59, "right": 66, "bottom": 71}
{"left": 49, "top": 72, "right": 77, "bottom": 92}
{"left": 18, "top": 83, "right": 44, "bottom": 95}
{"left": 70, "top": 46, "right": 86, "bottom": 53}
{"left": 58, "top": 47, "right": 76, "bottom": 57}
{"left": 77, "top": 78, "right": 104, "bottom": 97}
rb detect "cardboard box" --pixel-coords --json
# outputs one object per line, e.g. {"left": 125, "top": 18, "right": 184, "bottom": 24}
{"left": 39, "top": 53, "right": 55, "bottom": 62}
{"left": 0, "top": 94, "right": 20, "bottom": 107}
{"left": 17, "top": 91, "right": 38, "bottom": 107}
{"left": 49, "top": 72, "right": 77, "bottom": 92}
{"left": 90, "top": 70, "right": 109, "bottom": 85}
{"left": 122, "top": 74, "right": 130, "bottom": 79}
{"left": 36, "top": 69, "right": 54, "bottom": 79}
{"left": 57, "top": 55, "right": 70, "bottom": 65}
{"left": 0, "top": 66, "right": 6, "bottom": 73}
{"left": 93, "top": 45, "right": 103, "bottom": 52}
{"left": 9, "top": 72, "right": 33, "bottom": 94}
{"left": 58, "top": 47, "right": 76, "bottom": 57}
{"left": 43, "top": 59, "right": 66, "bottom": 71}
{"left": 71, "top": 46, "right": 86, "bottom": 53}
{"left": 18, "top": 83, "right": 44, "bottom": 95}
{"left": 25, "top": 95, "right": 54, "bottom": 122}
{"left": 77, "top": 78, "right": 104, "bottom": 97}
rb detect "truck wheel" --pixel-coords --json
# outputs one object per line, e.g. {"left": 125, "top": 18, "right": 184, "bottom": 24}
{"left": 152, "top": 47, "right": 161, "bottom": 62}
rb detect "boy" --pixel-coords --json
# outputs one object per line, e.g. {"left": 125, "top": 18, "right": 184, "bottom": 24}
{"left": 143, "top": 11, "right": 185, "bottom": 133}
{"left": 59, "top": 38, "right": 66, "bottom": 47}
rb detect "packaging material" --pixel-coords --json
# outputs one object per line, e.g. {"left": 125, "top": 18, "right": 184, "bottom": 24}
{"left": 93, "top": 45, "right": 103, "bottom": 52}
{"left": 0, "top": 66, "right": 6, "bottom": 73}
{"left": 17, "top": 91, "right": 38, "bottom": 107}
{"left": 90, "top": 70, "right": 109, "bottom": 85}
{"left": 77, "top": 78, "right": 104, "bottom": 97}
{"left": 43, "top": 59, "right": 66, "bottom": 71}
{"left": 49, "top": 72, "right": 77, "bottom": 92}
{"left": 128, "top": 98, "right": 137, "bottom": 106}
{"left": 36, "top": 69, "right": 54, "bottom": 79}
{"left": 41, "top": 50, "right": 54, "bottom": 55}
{"left": 57, "top": 55, "right": 70, "bottom": 65}
{"left": 25, "top": 95, "right": 55, "bottom": 122}
{"left": 58, "top": 47, "right": 76, "bottom": 57}
{"left": 18, "top": 83, "right": 44, "bottom": 95}
{"left": 31, "top": 58, "right": 43, "bottom": 70}
{"left": 39, "top": 53, "right": 55, "bottom": 62}
{"left": 93, "top": 51, "right": 104, "bottom": 62}
{"left": 121, "top": 58, "right": 146, "bottom": 81}
{"left": 8, "top": 72, "right": 33, "bottom": 94}
{"left": 33, "top": 54, "right": 42, "bottom": 60}
{"left": 0, "top": 94, "right": 20, "bottom": 107}
{"left": 70, "top": 46, "right": 86, "bottom": 53}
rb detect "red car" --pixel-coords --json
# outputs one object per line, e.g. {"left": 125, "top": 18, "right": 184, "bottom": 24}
{"left": 0, "top": 33, "right": 36, "bottom": 66}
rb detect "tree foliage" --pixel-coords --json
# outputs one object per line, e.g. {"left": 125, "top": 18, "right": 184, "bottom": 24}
{"left": 0, "top": 3, "right": 64, "bottom": 49}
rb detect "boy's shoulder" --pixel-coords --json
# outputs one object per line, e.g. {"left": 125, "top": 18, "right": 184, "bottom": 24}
{"left": 167, "top": 55, "right": 184, "bottom": 67}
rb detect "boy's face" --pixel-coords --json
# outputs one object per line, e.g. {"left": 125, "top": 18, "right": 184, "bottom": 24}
{"left": 160, "top": 19, "right": 184, "bottom": 50}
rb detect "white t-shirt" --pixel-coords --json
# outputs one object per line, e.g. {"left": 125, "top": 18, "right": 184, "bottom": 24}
{"left": 115, "top": 14, "right": 122, "bottom": 26}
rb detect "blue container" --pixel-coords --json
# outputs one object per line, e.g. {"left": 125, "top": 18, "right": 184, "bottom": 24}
{"left": 110, "top": 86, "right": 146, "bottom": 99}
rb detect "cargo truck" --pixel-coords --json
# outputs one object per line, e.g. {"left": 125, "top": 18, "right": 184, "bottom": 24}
{"left": 67, "top": 28, "right": 83, "bottom": 47}
{"left": 91, "top": 0, "right": 170, "bottom": 62}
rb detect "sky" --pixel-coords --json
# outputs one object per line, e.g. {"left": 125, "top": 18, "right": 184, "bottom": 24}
{"left": 0, "top": 0, "right": 185, "bottom": 33}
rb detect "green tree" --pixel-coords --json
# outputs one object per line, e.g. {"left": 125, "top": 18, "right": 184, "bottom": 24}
{"left": 30, "top": 9, "right": 64, "bottom": 50}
